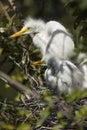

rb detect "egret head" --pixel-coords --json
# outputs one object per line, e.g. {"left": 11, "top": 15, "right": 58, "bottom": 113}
{"left": 10, "top": 17, "right": 45, "bottom": 38}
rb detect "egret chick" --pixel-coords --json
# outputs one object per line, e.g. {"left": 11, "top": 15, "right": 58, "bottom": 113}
{"left": 45, "top": 60, "right": 84, "bottom": 95}
{"left": 10, "top": 17, "right": 76, "bottom": 95}
{"left": 10, "top": 17, "right": 75, "bottom": 65}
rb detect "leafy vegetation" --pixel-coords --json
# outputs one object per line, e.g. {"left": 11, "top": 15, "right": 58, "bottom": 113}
{"left": 0, "top": 0, "right": 87, "bottom": 130}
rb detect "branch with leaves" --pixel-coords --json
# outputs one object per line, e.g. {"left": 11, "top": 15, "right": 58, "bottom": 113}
{"left": 0, "top": 70, "right": 40, "bottom": 99}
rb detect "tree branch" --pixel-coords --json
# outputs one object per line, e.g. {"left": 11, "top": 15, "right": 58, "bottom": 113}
{"left": 7, "top": 0, "right": 16, "bottom": 11}
{"left": 0, "top": 71, "right": 40, "bottom": 99}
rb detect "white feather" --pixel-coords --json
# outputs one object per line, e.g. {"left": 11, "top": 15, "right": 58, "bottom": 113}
{"left": 45, "top": 60, "right": 84, "bottom": 95}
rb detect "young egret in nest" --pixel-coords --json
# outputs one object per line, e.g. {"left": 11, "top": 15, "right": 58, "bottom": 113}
{"left": 45, "top": 60, "right": 84, "bottom": 95}
{"left": 11, "top": 17, "right": 83, "bottom": 95}
{"left": 10, "top": 17, "right": 74, "bottom": 66}
{"left": 45, "top": 53, "right": 87, "bottom": 95}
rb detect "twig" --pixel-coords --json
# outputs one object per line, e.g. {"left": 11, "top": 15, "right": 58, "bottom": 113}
{"left": 7, "top": 0, "right": 16, "bottom": 11}
{"left": 0, "top": 1, "right": 17, "bottom": 32}
{"left": 0, "top": 70, "right": 40, "bottom": 99}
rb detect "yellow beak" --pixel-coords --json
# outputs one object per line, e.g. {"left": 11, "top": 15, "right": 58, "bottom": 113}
{"left": 10, "top": 28, "right": 29, "bottom": 38}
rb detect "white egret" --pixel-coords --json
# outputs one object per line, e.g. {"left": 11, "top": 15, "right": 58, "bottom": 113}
{"left": 10, "top": 17, "right": 78, "bottom": 95}
{"left": 45, "top": 53, "right": 87, "bottom": 95}
{"left": 10, "top": 17, "right": 75, "bottom": 65}
{"left": 45, "top": 60, "right": 84, "bottom": 95}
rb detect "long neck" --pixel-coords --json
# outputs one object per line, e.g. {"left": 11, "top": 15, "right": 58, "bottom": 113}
{"left": 33, "top": 32, "right": 48, "bottom": 56}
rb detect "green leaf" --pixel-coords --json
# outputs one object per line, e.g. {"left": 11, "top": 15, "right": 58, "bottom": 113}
{"left": 17, "top": 123, "right": 31, "bottom": 130}
{"left": 64, "top": 89, "right": 87, "bottom": 104}
{"left": 75, "top": 105, "right": 87, "bottom": 121}
{"left": 36, "top": 106, "right": 50, "bottom": 127}
{"left": 53, "top": 121, "right": 67, "bottom": 130}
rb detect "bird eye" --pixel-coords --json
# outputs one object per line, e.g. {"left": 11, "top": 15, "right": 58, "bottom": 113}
{"left": 27, "top": 27, "right": 30, "bottom": 30}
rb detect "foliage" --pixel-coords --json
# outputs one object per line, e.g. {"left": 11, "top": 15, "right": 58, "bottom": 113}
{"left": 0, "top": 0, "right": 87, "bottom": 130}
{"left": 64, "top": 0, "right": 87, "bottom": 53}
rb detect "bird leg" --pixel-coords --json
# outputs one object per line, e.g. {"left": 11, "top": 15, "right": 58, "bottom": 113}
{"left": 31, "top": 60, "right": 45, "bottom": 66}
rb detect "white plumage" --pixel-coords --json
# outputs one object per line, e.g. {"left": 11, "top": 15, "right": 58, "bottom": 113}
{"left": 10, "top": 17, "right": 86, "bottom": 95}
{"left": 23, "top": 17, "right": 74, "bottom": 62}
{"left": 45, "top": 60, "right": 84, "bottom": 95}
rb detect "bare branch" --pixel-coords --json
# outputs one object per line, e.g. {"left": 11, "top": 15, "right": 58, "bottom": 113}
{"left": 7, "top": 0, "right": 16, "bottom": 11}
{"left": 0, "top": 70, "right": 40, "bottom": 99}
